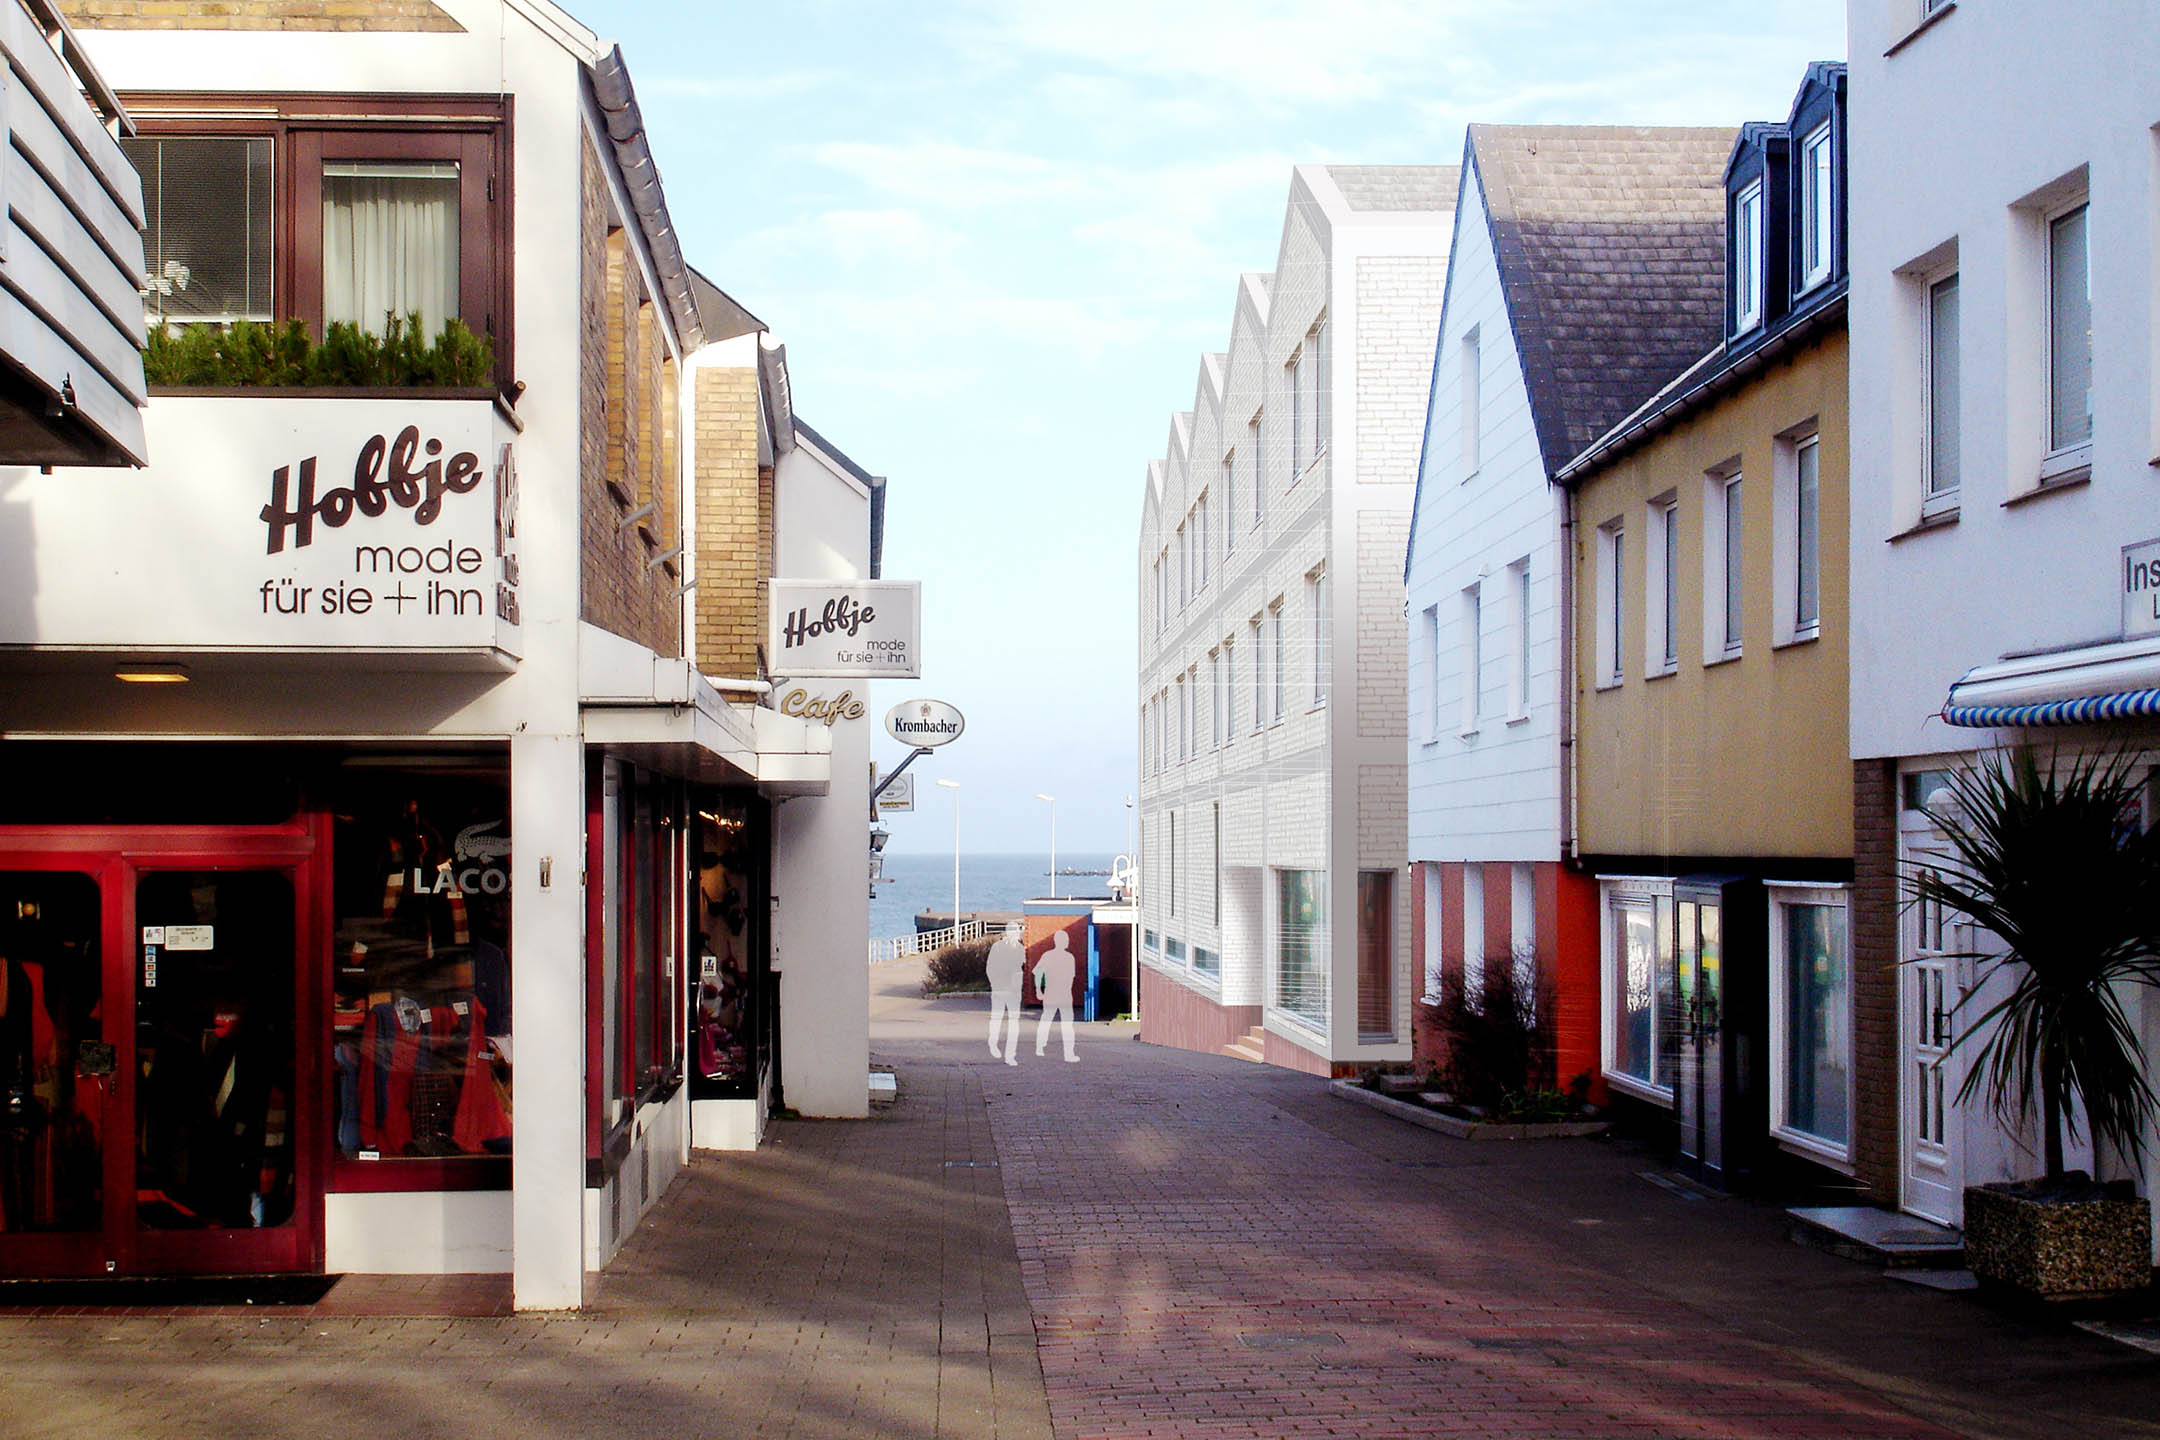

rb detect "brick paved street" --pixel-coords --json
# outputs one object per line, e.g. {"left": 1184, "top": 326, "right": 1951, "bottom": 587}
{"left": 0, "top": 962, "right": 2156, "bottom": 1439}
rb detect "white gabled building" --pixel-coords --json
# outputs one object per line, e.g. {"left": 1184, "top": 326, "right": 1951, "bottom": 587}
{"left": 1404, "top": 126, "right": 1733, "bottom": 1093}
{"left": 1847, "top": 1, "right": 2160, "bottom": 1251}
{"left": 1137, "top": 165, "right": 1454, "bottom": 1074}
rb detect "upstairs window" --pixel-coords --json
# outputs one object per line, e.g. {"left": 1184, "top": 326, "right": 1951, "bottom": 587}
{"left": 1309, "top": 564, "right": 1329, "bottom": 707}
{"left": 1309, "top": 317, "right": 1329, "bottom": 459}
{"left": 1925, "top": 273, "right": 1961, "bottom": 509}
{"left": 1248, "top": 411, "right": 1264, "bottom": 529}
{"left": 1798, "top": 123, "right": 1833, "bottom": 293}
{"left": 122, "top": 103, "right": 509, "bottom": 380}
{"left": 1733, "top": 178, "right": 1765, "bottom": 334}
{"left": 130, "top": 136, "right": 273, "bottom": 324}
{"left": 1222, "top": 452, "right": 1237, "bottom": 556}
{"left": 1287, "top": 348, "right": 1305, "bottom": 477}
{"left": 2047, "top": 202, "right": 2092, "bottom": 456}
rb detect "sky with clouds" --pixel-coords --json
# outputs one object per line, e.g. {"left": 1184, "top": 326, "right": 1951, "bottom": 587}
{"left": 571, "top": 0, "right": 1848, "bottom": 854}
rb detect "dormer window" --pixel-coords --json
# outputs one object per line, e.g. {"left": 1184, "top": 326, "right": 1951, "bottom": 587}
{"left": 1797, "top": 122, "right": 1833, "bottom": 292}
{"left": 1733, "top": 178, "right": 1765, "bottom": 333}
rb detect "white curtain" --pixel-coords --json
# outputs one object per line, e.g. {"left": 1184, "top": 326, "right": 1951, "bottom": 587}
{"left": 322, "top": 161, "right": 460, "bottom": 338}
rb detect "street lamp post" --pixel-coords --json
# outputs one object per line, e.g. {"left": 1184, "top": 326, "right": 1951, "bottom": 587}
{"left": 1036, "top": 793, "right": 1057, "bottom": 898}
{"left": 936, "top": 778, "right": 961, "bottom": 941}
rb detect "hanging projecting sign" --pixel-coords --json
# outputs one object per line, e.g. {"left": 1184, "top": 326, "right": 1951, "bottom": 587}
{"left": 0, "top": 398, "right": 521, "bottom": 659}
{"left": 767, "top": 579, "right": 921, "bottom": 678}
{"left": 885, "top": 698, "right": 965, "bottom": 748}
{"left": 877, "top": 773, "right": 916, "bottom": 812}
{"left": 2124, "top": 537, "right": 2160, "bottom": 639}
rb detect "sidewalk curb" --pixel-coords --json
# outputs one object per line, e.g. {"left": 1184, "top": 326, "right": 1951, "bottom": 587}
{"left": 1328, "top": 1078, "right": 1610, "bottom": 1141}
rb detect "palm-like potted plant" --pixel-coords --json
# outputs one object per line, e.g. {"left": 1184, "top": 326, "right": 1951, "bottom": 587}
{"left": 1910, "top": 746, "right": 2160, "bottom": 1298}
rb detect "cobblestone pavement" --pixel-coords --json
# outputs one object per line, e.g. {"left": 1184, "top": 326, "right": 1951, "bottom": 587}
{"left": 1, "top": 964, "right": 2157, "bottom": 1440}
{"left": 869, "top": 966, "right": 2160, "bottom": 1440}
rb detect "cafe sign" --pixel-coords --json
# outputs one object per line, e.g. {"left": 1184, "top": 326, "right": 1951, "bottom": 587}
{"left": 2125, "top": 537, "right": 2160, "bottom": 640}
{"left": 768, "top": 579, "right": 921, "bottom": 678}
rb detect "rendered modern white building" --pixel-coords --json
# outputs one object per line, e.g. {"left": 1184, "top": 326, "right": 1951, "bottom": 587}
{"left": 1847, "top": 1, "right": 2160, "bottom": 1253}
{"left": 1136, "top": 165, "right": 1453, "bottom": 1074}
{"left": 1404, "top": 127, "right": 1733, "bottom": 1090}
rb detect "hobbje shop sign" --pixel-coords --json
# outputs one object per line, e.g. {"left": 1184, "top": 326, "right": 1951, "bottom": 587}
{"left": 767, "top": 579, "right": 922, "bottom": 677}
{"left": 0, "top": 396, "right": 522, "bottom": 658}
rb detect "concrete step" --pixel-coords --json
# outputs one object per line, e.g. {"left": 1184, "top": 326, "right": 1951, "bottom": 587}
{"left": 1787, "top": 1205, "right": 1964, "bottom": 1269}
{"left": 1223, "top": 1026, "right": 1266, "bottom": 1064}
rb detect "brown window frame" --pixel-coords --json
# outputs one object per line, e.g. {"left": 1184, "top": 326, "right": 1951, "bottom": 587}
{"left": 123, "top": 93, "right": 514, "bottom": 389}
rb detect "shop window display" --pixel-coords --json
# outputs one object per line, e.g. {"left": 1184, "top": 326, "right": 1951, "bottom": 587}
{"left": 332, "top": 778, "right": 511, "bottom": 1166}
{"left": 693, "top": 800, "right": 758, "bottom": 1094}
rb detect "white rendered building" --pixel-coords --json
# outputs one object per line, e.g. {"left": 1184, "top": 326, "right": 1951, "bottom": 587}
{"left": 1136, "top": 165, "right": 1454, "bottom": 1074}
{"left": 1847, "top": 1, "right": 2160, "bottom": 1251}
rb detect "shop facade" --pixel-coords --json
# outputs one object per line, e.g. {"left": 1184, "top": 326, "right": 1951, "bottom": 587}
{"left": 0, "top": 0, "right": 877, "bottom": 1308}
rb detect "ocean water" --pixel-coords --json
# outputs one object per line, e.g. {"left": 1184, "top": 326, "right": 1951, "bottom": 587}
{"left": 870, "top": 851, "right": 1120, "bottom": 941}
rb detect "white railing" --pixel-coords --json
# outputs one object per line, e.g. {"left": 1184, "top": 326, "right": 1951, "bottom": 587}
{"left": 867, "top": 918, "right": 988, "bottom": 965}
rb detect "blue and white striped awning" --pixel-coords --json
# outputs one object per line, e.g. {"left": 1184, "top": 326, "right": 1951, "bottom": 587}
{"left": 1944, "top": 688, "right": 2160, "bottom": 728}
{"left": 1942, "top": 636, "right": 2160, "bottom": 728}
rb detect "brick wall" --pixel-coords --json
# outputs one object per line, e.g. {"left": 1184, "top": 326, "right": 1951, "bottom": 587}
{"left": 1356, "top": 511, "right": 1410, "bottom": 739}
{"left": 1138, "top": 966, "right": 1257, "bottom": 1057}
{"left": 1355, "top": 254, "right": 1449, "bottom": 487}
{"left": 577, "top": 139, "right": 681, "bottom": 660}
{"left": 1851, "top": 757, "right": 1900, "bottom": 1203}
{"left": 692, "top": 365, "right": 766, "bottom": 681}
{"left": 61, "top": 1, "right": 463, "bottom": 30}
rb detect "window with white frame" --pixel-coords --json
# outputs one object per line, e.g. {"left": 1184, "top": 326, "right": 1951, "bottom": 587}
{"left": 1596, "top": 520, "right": 1625, "bottom": 687}
{"left": 1152, "top": 554, "right": 1164, "bottom": 635}
{"left": 1460, "top": 326, "right": 1482, "bottom": 479}
{"left": 1461, "top": 864, "right": 1485, "bottom": 1005}
{"left": 1510, "top": 863, "right": 1537, "bottom": 1012}
{"left": 1733, "top": 178, "right": 1765, "bottom": 333}
{"left": 1248, "top": 614, "right": 1263, "bottom": 733}
{"left": 1769, "top": 885, "right": 1852, "bottom": 1160}
{"left": 1287, "top": 348, "right": 1304, "bottom": 477}
{"left": 1773, "top": 427, "right": 1822, "bottom": 645}
{"left": 1168, "top": 810, "right": 1177, "bottom": 916}
{"left": 2046, "top": 201, "right": 2092, "bottom": 459}
{"left": 1602, "top": 881, "right": 1676, "bottom": 1100}
{"left": 1189, "top": 666, "right": 1201, "bottom": 758}
{"left": 1221, "top": 636, "right": 1235, "bottom": 744}
{"left": 1421, "top": 865, "right": 1444, "bottom": 1004}
{"left": 1209, "top": 647, "right": 1224, "bottom": 749}
{"left": 1222, "top": 452, "right": 1236, "bottom": 556}
{"left": 1175, "top": 673, "right": 1187, "bottom": 762}
{"left": 1200, "top": 492, "right": 1213, "bottom": 592}
{"left": 1310, "top": 317, "right": 1329, "bottom": 459}
{"left": 1276, "top": 868, "right": 1326, "bottom": 1023}
{"left": 1798, "top": 122, "right": 1833, "bottom": 293}
{"left": 1177, "top": 521, "right": 1189, "bottom": 609}
{"left": 1702, "top": 467, "right": 1743, "bottom": 661}
{"left": 1646, "top": 495, "right": 1680, "bottom": 677}
{"left": 1267, "top": 600, "right": 1285, "bottom": 723}
{"left": 1460, "top": 582, "right": 1483, "bottom": 732}
{"left": 1421, "top": 604, "right": 1442, "bottom": 743}
{"left": 1211, "top": 803, "right": 1222, "bottom": 927}
{"left": 1508, "top": 559, "right": 1531, "bottom": 718}
{"left": 1924, "top": 272, "right": 1961, "bottom": 511}
{"left": 1308, "top": 564, "right": 1328, "bottom": 707}
{"left": 1248, "top": 412, "right": 1264, "bottom": 530}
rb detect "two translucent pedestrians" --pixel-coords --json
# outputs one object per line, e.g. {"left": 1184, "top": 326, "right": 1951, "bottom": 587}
{"left": 985, "top": 921, "right": 1079, "bottom": 1064}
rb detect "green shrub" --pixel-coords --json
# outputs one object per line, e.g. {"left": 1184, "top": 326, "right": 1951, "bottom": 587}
{"left": 143, "top": 313, "right": 494, "bottom": 388}
{"left": 922, "top": 936, "right": 995, "bottom": 995}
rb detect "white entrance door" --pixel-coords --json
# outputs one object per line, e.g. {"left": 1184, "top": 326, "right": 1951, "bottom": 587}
{"left": 1900, "top": 803, "right": 1966, "bottom": 1225}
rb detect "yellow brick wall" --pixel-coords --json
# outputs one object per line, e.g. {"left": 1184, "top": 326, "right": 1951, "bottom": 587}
{"left": 579, "top": 138, "right": 679, "bottom": 660}
{"left": 693, "top": 366, "right": 768, "bottom": 681}
{"left": 60, "top": 1, "right": 464, "bottom": 31}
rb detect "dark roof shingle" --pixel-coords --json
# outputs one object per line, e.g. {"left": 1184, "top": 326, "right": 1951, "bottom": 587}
{"left": 1469, "top": 124, "right": 1735, "bottom": 472}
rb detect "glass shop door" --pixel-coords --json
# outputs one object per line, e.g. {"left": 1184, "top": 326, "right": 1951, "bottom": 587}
{"left": 0, "top": 827, "right": 324, "bottom": 1279}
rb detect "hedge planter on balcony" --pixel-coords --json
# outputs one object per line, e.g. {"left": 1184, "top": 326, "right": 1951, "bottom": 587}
{"left": 1962, "top": 1179, "right": 2153, "bottom": 1301}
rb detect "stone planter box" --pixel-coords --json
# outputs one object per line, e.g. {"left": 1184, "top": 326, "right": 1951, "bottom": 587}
{"left": 1328, "top": 1079, "right": 1608, "bottom": 1141}
{"left": 1963, "top": 1183, "right": 2154, "bottom": 1300}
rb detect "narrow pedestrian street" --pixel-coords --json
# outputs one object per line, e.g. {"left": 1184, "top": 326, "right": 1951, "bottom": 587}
{"left": 1, "top": 964, "right": 2158, "bottom": 1439}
